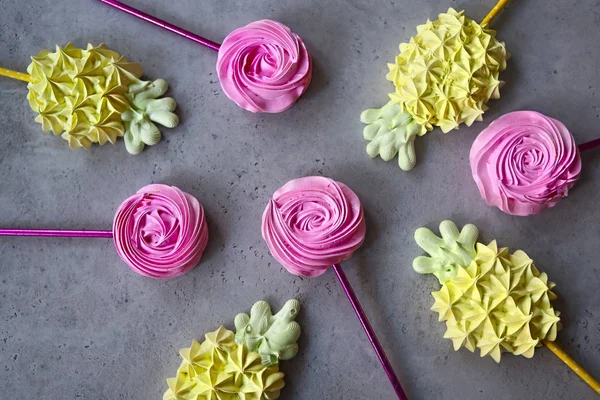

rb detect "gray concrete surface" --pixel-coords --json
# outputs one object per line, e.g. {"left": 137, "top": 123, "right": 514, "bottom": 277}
{"left": 1, "top": 0, "right": 599, "bottom": 398}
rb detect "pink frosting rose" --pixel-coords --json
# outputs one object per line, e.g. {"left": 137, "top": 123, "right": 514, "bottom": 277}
{"left": 470, "top": 111, "right": 582, "bottom": 216}
{"left": 216, "top": 19, "right": 312, "bottom": 113}
{"left": 113, "top": 184, "right": 209, "bottom": 279}
{"left": 262, "top": 176, "right": 366, "bottom": 277}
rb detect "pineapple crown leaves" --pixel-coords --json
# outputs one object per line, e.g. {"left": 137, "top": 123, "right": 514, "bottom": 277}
{"left": 234, "top": 300, "right": 301, "bottom": 366}
{"left": 413, "top": 221, "right": 561, "bottom": 362}
{"left": 360, "top": 101, "right": 422, "bottom": 171}
{"left": 122, "top": 79, "right": 179, "bottom": 155}
{"left": 413, "top": 220, "right": 479, "bottom": 284}
{"left": 164, "top": 300, "right": 300, "bottom": 400}
{"left": 26, "top": 43, "right": 178, "bottom": 154}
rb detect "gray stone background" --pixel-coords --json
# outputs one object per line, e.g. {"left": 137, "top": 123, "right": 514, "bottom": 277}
{"left": 1, "top": 0, "right": 599, "bottom": 398}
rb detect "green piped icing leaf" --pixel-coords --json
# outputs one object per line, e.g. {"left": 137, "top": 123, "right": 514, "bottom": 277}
{"left": 234, "top": 299, "right": 301, "bottom": 366}
{"left": 122, "top": 79, "right": 179, "bottom": 155}
{"left": 360, "top": 101, "right": 421, "bottom": 171}
{"left": 413, "top": 221, "right": 561, "bottom": 362}
{"left": 413, "top": 220, "right": 479, "bottom": 284}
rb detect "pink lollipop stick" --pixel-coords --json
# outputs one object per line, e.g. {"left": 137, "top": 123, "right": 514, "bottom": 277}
{"left": 96, "top": 0, "right": 221, "bottom": 51}
{"left": 333, "top": 264, "right": 408, "bottom": 399}
{"left": 0, "top": 229, "right": 112, "bottom": 238}
{"left": 578, "top": 138, "right": 600, "bottom": 152}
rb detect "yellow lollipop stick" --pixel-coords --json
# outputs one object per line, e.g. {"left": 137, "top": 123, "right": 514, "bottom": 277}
{"left": 482, "top": 0, "right": 511, "bottom": 25}
{"left": 543, "top": 340, "right": 600, "bottom": 395}
{"left": 0, "top": 67, "right": 31, "bottom": 83}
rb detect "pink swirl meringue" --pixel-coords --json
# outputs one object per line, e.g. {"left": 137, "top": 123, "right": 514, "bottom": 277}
{"left": 216, "top": 19, "right": 312, "bottom": 113}
{"left": 470, "top": 111, "right": 582, "bottom": 216}
{"left": 113, "top": 184, "right": 209, "bottom": 278}
{"left": 262, "top": 176, "right": 366, "bottom": 277}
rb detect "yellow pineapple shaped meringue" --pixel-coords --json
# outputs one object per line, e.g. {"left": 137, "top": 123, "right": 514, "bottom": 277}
{"left": 27, "top": 43, "right": 179, "bottom": 154}
{"left": 413, "top": 221, "right": 560, "bottom": 362}
{"left": 163, "top": 300, "right": 300, "bottom": 400}
{"left": 361, "top": 8, "right": 509, "bottom": 171}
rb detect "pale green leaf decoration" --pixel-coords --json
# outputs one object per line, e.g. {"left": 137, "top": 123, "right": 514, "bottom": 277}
{"left": 413, "top": 220, "right": 478, "bottom": 284}
{"left": 360, "top": 101, "right": 421, "bottom": 171}
{"left": 234, "top": 299, "right": 301, "bottom": 366}
{"left": 122, "top": 79, "right": 179, "bottom": 155}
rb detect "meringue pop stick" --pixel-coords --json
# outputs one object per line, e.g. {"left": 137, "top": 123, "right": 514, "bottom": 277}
{"left": 96, "top": 0, "right": 221, "bottom": 50}
{"left": 0, "top": 229, "right": 112, "bottom": 238}
{"left": 481, "top": 0, "right": 511, "bottom": 25}
{"left": 262, "top": 176, "right": 407, "bottom": 399}
{"left": 333, "top": 264, "right": 408, "bottom": 399}
{"left": 0, "top": 67, "right": 31, "bottom": 82}
{"left": 579, "top": 138, "right": 600, "bottom": 152}
{"left": 0, "top": 184, "right": 209, "bottom": 279}
{"left": 544, "top": 340, "right": 600, "bottom": 394}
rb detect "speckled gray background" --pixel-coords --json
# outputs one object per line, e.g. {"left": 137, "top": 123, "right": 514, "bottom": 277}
{"left": 1, "top": 0, "right": 599, "bottom": 399}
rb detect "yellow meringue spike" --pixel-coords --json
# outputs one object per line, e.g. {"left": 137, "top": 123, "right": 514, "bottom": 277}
{"left": 0, "top": 67, "right": 30, "bottom": 82}
{"left": 482, "top": 0, "right": 511, "bottom": 25}
{"left": 543, "top": 340, "right": 600, "bottom": 395}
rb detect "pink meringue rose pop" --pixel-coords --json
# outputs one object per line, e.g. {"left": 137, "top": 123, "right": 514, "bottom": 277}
{"left": 113, "top": 184, "right": 209, "bottom": 278}
{"left": 262, "top": 176, "right": 366, "bottom": 277}
{"left": 0, "top": 183, "right": 209, "bottom": 279}
{"left": 97, "top": 2, "right": 312, "bottom": 113}
{"left": 470, "top": 111, "right": 582, "bottom": 216}
{"left": 217, "top": 19, "right": 312, "bottom": 113}
{"left": 261, "top": 176, "right": 407, "bottom": 398}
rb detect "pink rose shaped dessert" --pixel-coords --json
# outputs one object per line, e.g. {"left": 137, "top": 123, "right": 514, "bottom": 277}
{"left": 113, "top": 184, "right": 209, "bottom": 278}
{"left": 216, "top": 19, "right": 312, "bottom": 113}
{"left": 470, "top": 111, "right": 582, "bottom": 216}
{"left": 262, "top": 176, "right": 366, "bottom": 277}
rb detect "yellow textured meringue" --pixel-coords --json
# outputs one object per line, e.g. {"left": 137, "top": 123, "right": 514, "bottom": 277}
{"left": 163, "top": 327, "right": 285, "bottom": 400}
{"left": 414, "top": 221, "right": 560, "bottom": 362}
{"left": 27, "top": 43, "right": 142, "bottom": 150}
{"left": 387, "top": 8, "right": 508, "bottom": 134}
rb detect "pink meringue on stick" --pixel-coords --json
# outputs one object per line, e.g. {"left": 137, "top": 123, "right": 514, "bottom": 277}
{"left": 96, "top": 0, "right": 312, "bottom": 113}
{"left": 262, "top": 176, "right": 407, "bottom": 399}
{"left": 470, "top": 111, "right": 599, "bottom": 216}
{"left": 0, "top": 184, "right": 208, "bottom": 279}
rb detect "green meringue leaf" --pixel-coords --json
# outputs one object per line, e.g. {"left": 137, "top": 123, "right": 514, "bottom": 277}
{"left": 150, "top": 110, "right": 179, "bottom": 128}
{"left": 234, "top": 299, "right": 301, "bottom": 366}
{"left": 122, "top": 78, "right": 179, "bottom": 154}
{"left": 361, "top": 101, "right": 421, "bottom": 171}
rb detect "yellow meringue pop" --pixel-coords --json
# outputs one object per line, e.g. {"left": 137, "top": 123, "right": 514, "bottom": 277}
{"left": 361, "top": 7, "right": 508, "bottom": 171}
{"left": 413, "top": 221, "right": 600, "bottom": 394}
{"left": 163, "top": 300, "right": 300, "bottom": 400}
{"left": 2, "top": 43, "right": 178, "bottom": 154}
